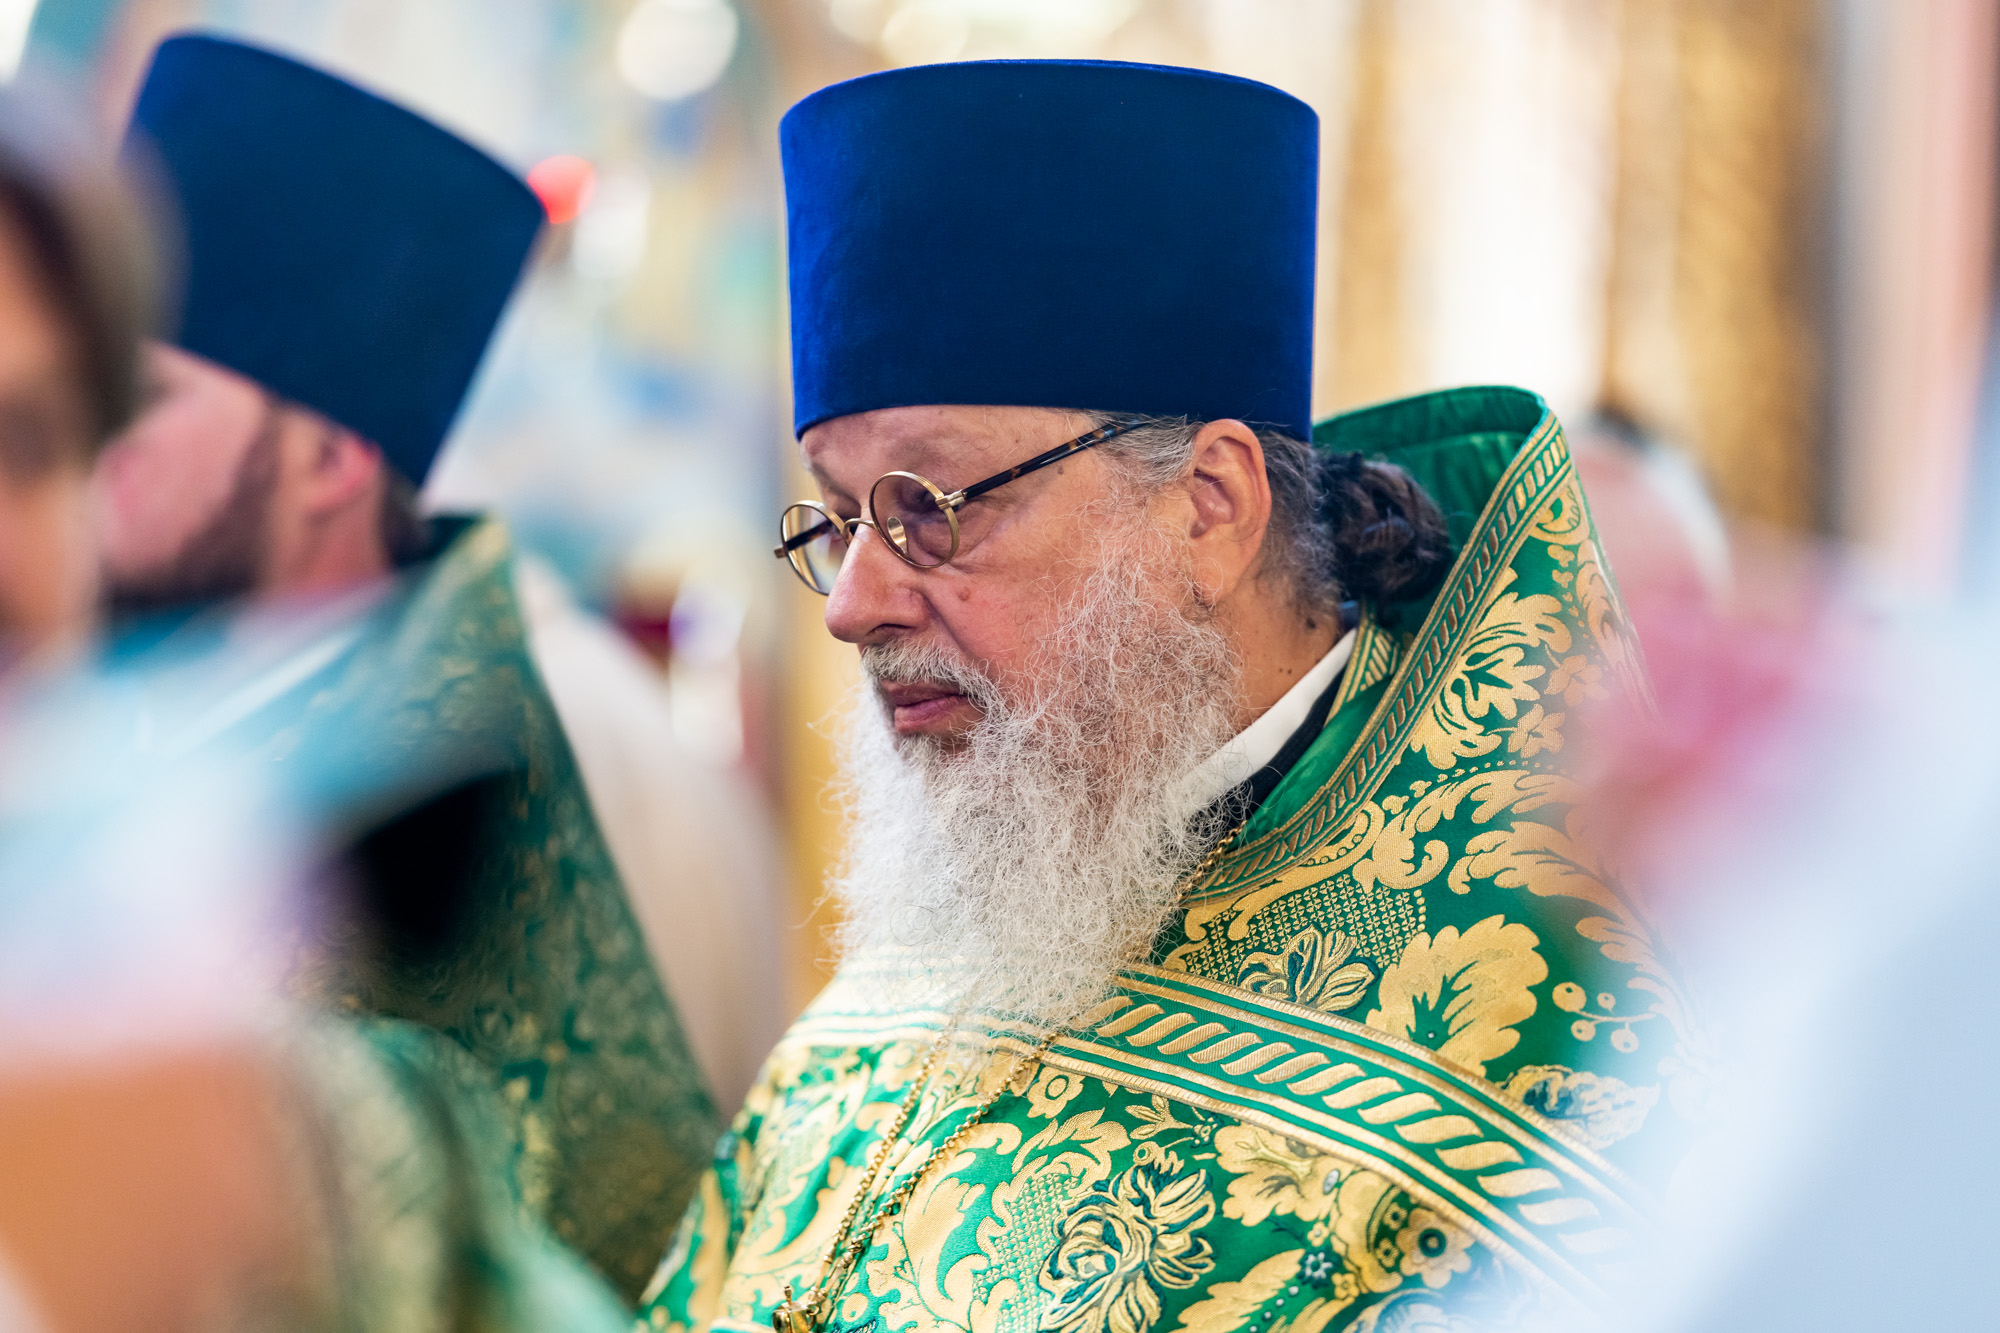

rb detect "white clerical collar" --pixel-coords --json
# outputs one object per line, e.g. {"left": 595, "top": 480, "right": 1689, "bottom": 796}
{"left": 1180, "top": 629, "right": 1355, "bottom": 813}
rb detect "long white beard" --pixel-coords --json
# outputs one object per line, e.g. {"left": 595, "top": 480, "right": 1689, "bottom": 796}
{"left": 830, "top": 517, "right": 1242, "bottom": 1031}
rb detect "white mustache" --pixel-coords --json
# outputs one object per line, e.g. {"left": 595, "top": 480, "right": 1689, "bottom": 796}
{"left": 859, "top": 639, "right": 1003, "bottom": 712}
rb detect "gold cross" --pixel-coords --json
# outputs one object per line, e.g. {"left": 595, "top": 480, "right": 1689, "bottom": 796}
{"left": 772, "top": 1284, "right": 820, "bottom": 1333}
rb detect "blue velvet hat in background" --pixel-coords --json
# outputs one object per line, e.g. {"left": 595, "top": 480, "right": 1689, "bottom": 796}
{"left": 125, "top": 34, "right": 544, "bottom": 482}
{"left": 780, "top": 60, "right": 1318, "bottom": 440}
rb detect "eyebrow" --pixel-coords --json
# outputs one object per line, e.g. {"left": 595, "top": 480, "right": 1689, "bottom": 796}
{"left": 804, "top": 459, "right": 859, "bottom": 508}
{"left": 805, "top": 428, "right": 985, "bottom": 501}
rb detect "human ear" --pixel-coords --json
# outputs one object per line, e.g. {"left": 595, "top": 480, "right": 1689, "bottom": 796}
{"left": 1181, "top": 418, "right": 1272, "bottom": 602}
{"left": 286, "top": 409, "right": 385, "bottom": 517}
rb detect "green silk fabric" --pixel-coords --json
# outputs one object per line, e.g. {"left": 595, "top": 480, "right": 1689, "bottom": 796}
{"left": 284, "top": 1015, "right": 636, "bottom": 1331}
{"left": 265, "top": 518, "right": 719, "bottom": 1301}
{"left": 639, "top": 387, "right": 1702, "bottom": 1332}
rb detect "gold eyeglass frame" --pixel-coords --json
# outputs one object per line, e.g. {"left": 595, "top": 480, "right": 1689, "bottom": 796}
{"left": 773, "top": 418, "right": 1137, "bottom": 594}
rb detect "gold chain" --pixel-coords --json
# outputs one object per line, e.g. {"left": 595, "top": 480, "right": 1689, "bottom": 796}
{"left": 771, "top": 818, "right": 1244, "bottom": 1333}
{"left": 1184, "top": 816, "right": 1247, "bottom": 891}
{"left": 773, "top": 1026, "right": 1058, "bottom": 1333}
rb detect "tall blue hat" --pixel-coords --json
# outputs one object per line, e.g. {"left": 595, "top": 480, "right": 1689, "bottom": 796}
{"left": 125, "top": 34, "right": 544, "bottom": 482}
{"left": 781, "top": 60, "right": 1318, "bottom": 440}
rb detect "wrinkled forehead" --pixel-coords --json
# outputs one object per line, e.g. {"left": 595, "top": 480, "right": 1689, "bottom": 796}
{"left": 799, "top": 403, "right": 1093, "bottom": 495}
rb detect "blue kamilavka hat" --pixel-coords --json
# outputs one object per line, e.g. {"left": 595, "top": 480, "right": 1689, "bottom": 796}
{"left": 780, "top": 60, "right": 1319, "bottom": 440}
{"left": 125, "top": 34, "right": 545, "bottom": 483}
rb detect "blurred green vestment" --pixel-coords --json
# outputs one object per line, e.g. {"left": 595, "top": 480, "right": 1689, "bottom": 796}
{"left": 640, "top": 387, "right": 1705, "bottom": 1333}
{"left": 281, "top": 1015, "right": 641, "bottom": 1331}
{"left": 212, "top": 517, "right": 718, "bottom": 1306}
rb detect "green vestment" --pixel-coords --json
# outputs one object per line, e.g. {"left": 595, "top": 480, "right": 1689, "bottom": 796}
{"left": 198, "top": 517, "right": 718, "bottom": 1302}
{"left": 280, "top": 1015, "right": 637, "bottom": 1332}
{"left": 639, "top": 387, "right": 1704, "bottom": 1333}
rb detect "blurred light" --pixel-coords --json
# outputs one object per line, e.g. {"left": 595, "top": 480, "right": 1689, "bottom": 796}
{"left": 881, "top": 2, "right": 967, "bottom": 64}
{"left": 827, "top": 0, "right": 884, "bottom": 44}
{"left": 617, "top": 0, "right": 739, "bottom": 102}
{"left": 574, "top": 171, "right": 653, "bottom": 280}
{"left": 527, "top": 154, "right": 596, "bottom": 225}
{"left": 851, "top": 0, "right": 1137, "bottom": 64}
{"left": 667, "top": 581, "right": 747, "bottom": 765}
{"left": 0, "top": 0, "right": 38, "bottom": 82}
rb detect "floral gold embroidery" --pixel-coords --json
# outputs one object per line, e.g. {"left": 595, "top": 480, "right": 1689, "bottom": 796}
{"left": 1323, "top": 1172, "right": 1407, "bottom": 1297}
{"left": 1351, "top": 769, "right": 1575, "bottom": 899}
{"left": 1445, "top": 809, "right": 1702, "bottom": 1069}
{"left": 1392, "top": 1208, "right": 1473, "bottom": 1289}
{"left": 1366, "top": 917, "right": 1546, "bottom": 1079}
{"left": 1127, "top": 1096, "right": 1219, "bottom": 1152}
{"left": 1168, "top": 1251, "right": 1307, "bottom": 1333}
{"left": 1037, "top": 1160, "right": 1217, "bottom": 1333}
{"left": 1238, "top": 927, "right": 1376, "bottom": 1013}
{"left": 1505, "top": 704, "right": 1564, "bottom": 758}
{"left": 1544, "top": 655, "right": 1602, "bottom": 706}
{"left": 1213, "top": 1126, "right": 1342, "bottom": 1227}
{"left": 1407, "top": 576, "right": 1570, "bottom": 771}
{"left": 1027, "top": 1066, "right": 1090, "bottom": 1121}
{"left": 1501, "top": 1065, "right": 1659, "bottom": 1151}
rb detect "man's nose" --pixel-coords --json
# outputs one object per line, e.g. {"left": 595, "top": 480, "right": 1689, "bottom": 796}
{"left": 822, "top": 522, "right": 923, "bottom": 644}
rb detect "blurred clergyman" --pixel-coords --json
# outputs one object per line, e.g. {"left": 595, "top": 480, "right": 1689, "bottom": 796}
{"left": 643, "top": 62, "right": 1699, "bottom": 1333}
{"left": 0, "top": 85, "right": 630, "bottom": 1333}
{"left": 94, "top": 34, "right": 716, "bottom": 1300}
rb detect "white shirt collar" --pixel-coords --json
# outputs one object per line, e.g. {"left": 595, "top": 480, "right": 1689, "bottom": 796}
{"left": 1180, "top": 630, "right": 1355, "bottom": 813}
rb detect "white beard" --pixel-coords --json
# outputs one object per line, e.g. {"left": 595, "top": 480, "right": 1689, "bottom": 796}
{"left": 830, "top": 516, "right": 1242, "bottom": 1031}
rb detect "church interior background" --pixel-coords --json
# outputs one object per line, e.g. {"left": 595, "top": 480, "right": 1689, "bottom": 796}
{"left": 14, "top": 0, "right": 1997, "bottom": 1013}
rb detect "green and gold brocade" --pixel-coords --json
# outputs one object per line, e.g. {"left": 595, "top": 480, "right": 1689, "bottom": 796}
{"left": 271, "top": 518, "right": 720, "bottom": 1300}
{"left": 639, "top": 387, "right": 1704, "bottom": 1333}
{"left": 283, "top": 1016, "right": 635, "bottom": 1331}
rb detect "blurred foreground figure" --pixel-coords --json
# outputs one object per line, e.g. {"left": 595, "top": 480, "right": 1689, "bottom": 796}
{"left": 0, "top": 83, "right": 287, "bottom": 1333}
{"left": 1567, "top": 411, "right": 1730, "bottom": 647}
{"left": 101, "top": 34, "right": 715, "bottom": 1299}
{"left": 0, "top": 95, "right": 147, "bottom": 681}
{"left": 0, "top": 89, "right": 625, "bottom": 1333}
{"left": 0, "top": 767, "right": 633, "bottom": 1333}
{"left": 645, "top": 62, "right": 1696, "bottom": 1333}
{"left": 1561, "top": 547, "right": 2000, "bottom": 1331}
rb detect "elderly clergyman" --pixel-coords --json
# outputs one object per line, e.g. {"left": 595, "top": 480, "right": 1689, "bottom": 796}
{"left": 643, "top": 61, "right": 1700, "bottom": 1333}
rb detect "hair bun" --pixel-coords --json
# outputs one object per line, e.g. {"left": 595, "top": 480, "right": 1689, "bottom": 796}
{"left": 1314, "top": 451, "right": 1453, "bottom": 605}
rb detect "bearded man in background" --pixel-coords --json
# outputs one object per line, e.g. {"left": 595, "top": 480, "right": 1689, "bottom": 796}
{"left": 98, "top": 34, "right": 718, "bottom": 1300}
{"left": 0, "top": 82, "right": 640, "bottom": 1333}
{"left": 642, "top": 60, "right": 1703, "bottom": 1333}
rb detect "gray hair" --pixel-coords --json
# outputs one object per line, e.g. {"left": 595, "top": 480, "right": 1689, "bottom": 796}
{"left": 1089, "top": 413, "right": 1452, "bottom": 613}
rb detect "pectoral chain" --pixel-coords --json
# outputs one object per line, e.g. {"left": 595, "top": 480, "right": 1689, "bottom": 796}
{"left": 771, "top": 1025, "right": 1059, "bottom": 1333}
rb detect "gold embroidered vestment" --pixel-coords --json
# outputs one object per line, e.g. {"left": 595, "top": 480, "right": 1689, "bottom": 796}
{"left": 642, "top": 387, "right": 1700, "bottom": 1333}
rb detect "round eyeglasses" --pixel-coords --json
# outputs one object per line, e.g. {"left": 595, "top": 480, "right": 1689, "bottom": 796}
{"left": 774, "top": 419, "right": 1136, "bottom": 595}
